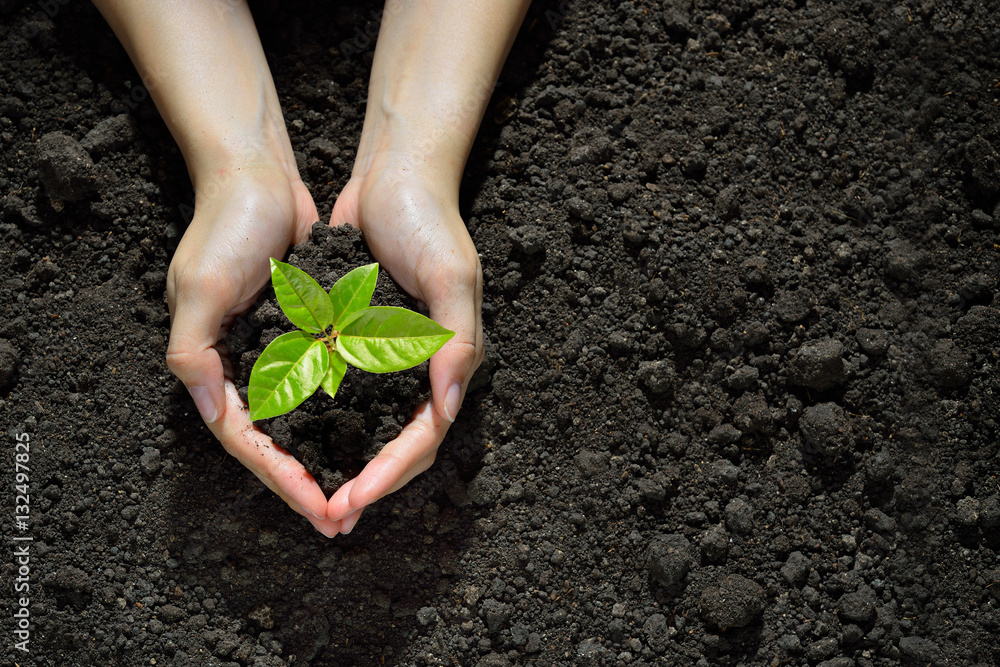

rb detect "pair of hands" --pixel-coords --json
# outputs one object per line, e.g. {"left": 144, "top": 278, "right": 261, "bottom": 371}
{"left": 165, "top": 157, "right": 483, "bottom": 537}
{"left": 91, "top": 0, "right": 525, "bottom": 538}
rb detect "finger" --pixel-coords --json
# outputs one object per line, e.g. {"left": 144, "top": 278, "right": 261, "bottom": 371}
{"left": 326, "top": 401, "right": 444, "bottom": 520}
{"left": 327, "top": 477, "right": 356, "bottom": 518}
{"left": 166, "top": 267, "right": 231, "bottom": 424}
{"left": 208, "top": 382, "right": 333, "bottom": 525}
{"left": 339, "top": 507, "right": 364, "bottom": 535}
{"left": 329, "top": 179, "right": 362, "bottom": 229}
{"left": 425, "top": 258, "right": 484, "bottom": 423}
{"left": 252, "top": 469, "right": 341, "bottom": 537}
{"left": 306, "top": 515, "right": 342, "bottom": 539}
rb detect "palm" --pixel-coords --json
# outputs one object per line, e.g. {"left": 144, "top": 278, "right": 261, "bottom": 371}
{"left": 332, "top": 172, "right": 476, "bottom": 305}
{"left": 325, "top": 170, "right": 483, "bottom": 528}
{"left": 167, "top": 170, "right": 343, "bottom": 536}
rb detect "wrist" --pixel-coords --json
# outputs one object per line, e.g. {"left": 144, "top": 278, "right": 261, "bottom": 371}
{"left": 184, "top": 109, "right": 300, "bottom": 196}
{"left": 352, "top": 106, "right": 469, "bottom": 207}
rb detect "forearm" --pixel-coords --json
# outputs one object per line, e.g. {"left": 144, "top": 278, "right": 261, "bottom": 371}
{"left": 355, "top": 0, "right": 531, "bottom": 192}
{"left": 91, "top": 0, "right": 294, "bottom": 187}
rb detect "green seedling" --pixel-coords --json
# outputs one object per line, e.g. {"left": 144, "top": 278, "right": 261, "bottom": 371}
{"left": 248, "top": 259, "right": 454, "bottom": 421}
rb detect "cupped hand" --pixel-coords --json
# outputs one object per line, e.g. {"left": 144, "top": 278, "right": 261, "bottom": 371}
{"left": 325, "top": 164, "right": 484, "bottom": 531}
{"left": 165, "top": 163, "right": 343, "bottom": 537}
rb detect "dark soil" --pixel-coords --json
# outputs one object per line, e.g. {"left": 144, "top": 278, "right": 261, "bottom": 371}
{"left": 2, "top": 1, "right": 999, "bottom": 666}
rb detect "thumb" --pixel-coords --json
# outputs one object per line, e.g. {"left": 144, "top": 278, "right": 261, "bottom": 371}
{"left": 166, "top": 275, "right": 230, "bottom": 424}
{"left": 425, "top": 261, "right": 483, "bottom": 423}
{"left": 329, "top": 178, "right": 362, "bottom": 229}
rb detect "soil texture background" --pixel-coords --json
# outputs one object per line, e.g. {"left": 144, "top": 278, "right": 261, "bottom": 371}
{"left": 1, "top": 1, "right": 999, "bottom": 665}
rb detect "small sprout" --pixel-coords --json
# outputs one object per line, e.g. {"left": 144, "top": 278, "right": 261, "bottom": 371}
{"left": 248, "top": 259, "right": 454, "bottom": 420}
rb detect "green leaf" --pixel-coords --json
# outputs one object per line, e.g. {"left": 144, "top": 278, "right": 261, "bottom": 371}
{"left": 329, "top": 263, "right": 379, "bottom": 330}
{"left": 320, "top": 350, "right": 348, "bottom": 399}
{"left": 337, "top": 307, "right": 455, "bottom": 373}
{"left": 270, "top": 258, "right": 334, "bottom": 333}
{"left": 248, "top": 331, "right": 329, "bottom": 420}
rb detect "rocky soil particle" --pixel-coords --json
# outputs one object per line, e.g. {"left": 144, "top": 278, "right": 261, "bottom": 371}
{"left": 788, "top": 337, "right": 848, "bottom": 391}
{"left": 0, "top": 337, "right": 20, "bottom": 389}
{"left": 838, "top": 585, "right": 877, "bottom": 625}
{"left": 699, "top": 574, "right": 764, "bottom": 630}
{"left": 1, "top": 0, "right": 999, "bottom": 665}
{"left": 36, "top": 131, "right": 100, "bottom": 204}
{"left": 799, "top": 402, "right": 854, "bottom": 459}
{"left": 80, "top": 113, "right": 139, "bottom": 157}
{"left": 646, "top": 533, "right": 692, "bottom": 589}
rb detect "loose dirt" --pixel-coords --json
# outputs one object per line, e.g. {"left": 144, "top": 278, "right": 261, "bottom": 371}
{"left": 1, "top": 1, "right": 998, "bottom": 665}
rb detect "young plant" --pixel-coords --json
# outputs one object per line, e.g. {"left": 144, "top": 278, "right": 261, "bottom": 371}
{"left": 247, "top": 259, "right": 454, "bottom": 421}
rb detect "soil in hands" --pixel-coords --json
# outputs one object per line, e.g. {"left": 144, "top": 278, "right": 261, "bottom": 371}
{"left": 229, "top": 223, "right": 431, "bottom": 498}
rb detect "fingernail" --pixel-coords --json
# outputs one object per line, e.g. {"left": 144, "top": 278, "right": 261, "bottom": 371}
{"left": 304, "top": 507, "right": 323, "bottom": 520}
{"left": 319, "top": 525, "right": 337, "bottom": 539}
{"left": 444, "top": 382, "right": 462, "bottom": 423}
{"left": 340, "top": 509, "right": 363, "bottom": 534}
{"left": 188, "top": 385, "right": 218, "bottom": 423}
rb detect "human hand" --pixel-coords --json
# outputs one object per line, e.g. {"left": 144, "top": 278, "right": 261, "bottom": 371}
{"left": 317, "top": 0, "right": 528, "bottom": 533}
{"left": 324, "top": 163, "right": 484, "bottom": 532}
{"left": 93, "top": 0, "right": 348, "bottom": 535}
{"left": 166, "top": 163, "right": 344, "bottom": 537}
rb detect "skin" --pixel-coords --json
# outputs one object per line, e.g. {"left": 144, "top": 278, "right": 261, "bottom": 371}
{"left": 92, "top": 0, "right": 529, "bottom": 536}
